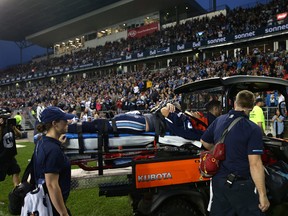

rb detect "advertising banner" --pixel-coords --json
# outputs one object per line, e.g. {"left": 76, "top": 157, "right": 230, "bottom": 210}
{"left": 128, "top": 22, "right": 159, "bottom": 39}
{"left": 157, "top": 47, "right": 170, "bottom": 55}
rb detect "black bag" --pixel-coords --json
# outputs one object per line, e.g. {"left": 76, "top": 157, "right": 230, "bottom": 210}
{"left": 8, "top": 182, "right": 34, "bottom": 215}
{"left": 8, "top": 153, "right": 35, "bottom": 215}
{"left": 265, "top": 160, "right": 288, "bottom": 204}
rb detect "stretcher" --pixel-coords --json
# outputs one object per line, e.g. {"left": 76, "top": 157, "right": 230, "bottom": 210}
{"left": 64, "top": 132, "right": 202, "bottom": 172}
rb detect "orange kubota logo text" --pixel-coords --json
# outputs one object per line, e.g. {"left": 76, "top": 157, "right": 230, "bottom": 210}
{"left": 138, "top": 172, "right": 172, "bottom": 182}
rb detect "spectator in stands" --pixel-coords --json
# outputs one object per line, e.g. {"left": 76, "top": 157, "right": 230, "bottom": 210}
{"left": 36, "top": 101, "right": 45, "bottom": 123}
{"left": 278, "top": 92, "right": 285, "bottom": 104}
{"left": 271, "top": 108, "right": 285, "bottom": 138}
{"left": 116, "top": 97, "right": 123, "bottom": 113}
{"left": 34, "top": 106, "right": 75, "bottom": 216}
{"left": 75, "top": 97, "right": 82, "bottom": 118}
{"left": 34, "top": 101, "right": 45, "bottom": 135}
{"left": 270, "top": 93, "right": 276, "bottom": 107}
{"left": 249, "top": 97, "right": 266, "bottom": 134}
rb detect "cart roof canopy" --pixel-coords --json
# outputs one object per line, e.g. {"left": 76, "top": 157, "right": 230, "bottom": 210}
{"left": 174, "top": 76, "right": 288, "bottom": 95}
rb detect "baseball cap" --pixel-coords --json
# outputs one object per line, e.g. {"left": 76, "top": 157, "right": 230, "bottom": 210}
{"left": 40, "top": 106, "right": 75, "bottom": 124}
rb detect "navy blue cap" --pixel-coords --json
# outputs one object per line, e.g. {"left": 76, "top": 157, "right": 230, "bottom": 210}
{"left": 40, "top": 106, "right": 75, "bottom": 123}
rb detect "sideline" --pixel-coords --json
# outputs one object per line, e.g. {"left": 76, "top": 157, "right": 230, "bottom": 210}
{"left": 71, "top": 167, "right": 131, "bottom": 178}
{"left": 16, "top": 144, "right": 26, "bottom": 148}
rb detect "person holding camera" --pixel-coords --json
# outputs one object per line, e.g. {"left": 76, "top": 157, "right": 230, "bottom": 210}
{"left": 0, "top": 108, "right": 21, "bottom": 203}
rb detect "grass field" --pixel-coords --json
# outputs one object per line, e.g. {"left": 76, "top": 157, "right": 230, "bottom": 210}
{"left": 1, "top": 141, "right": 288, "bottom": 216}
{"left": 0, "top": 141, "right": 133, "bottom": 216}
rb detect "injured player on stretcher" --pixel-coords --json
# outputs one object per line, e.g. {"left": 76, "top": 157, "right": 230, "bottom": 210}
{"left": 68, "top": 103, "right": 204, "bottom": 141}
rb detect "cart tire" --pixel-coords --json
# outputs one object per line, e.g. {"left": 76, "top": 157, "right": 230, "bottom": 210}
{"left": 154, "top": 198, "right": 198, "bottom": 216}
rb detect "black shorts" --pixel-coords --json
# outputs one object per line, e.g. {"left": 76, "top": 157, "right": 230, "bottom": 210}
{"left": 0, "top": 157, "right": 21, "bottom": 181}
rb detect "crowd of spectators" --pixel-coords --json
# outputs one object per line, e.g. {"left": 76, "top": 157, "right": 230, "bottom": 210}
{"left": 0, "top": 48, "right": 287, "bottom": 121}
{"left": 0, "top": 0, "right": 287, "bottom": 80}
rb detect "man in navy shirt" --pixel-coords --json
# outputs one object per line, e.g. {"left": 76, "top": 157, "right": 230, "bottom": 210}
{"left": 201, "top": 90, "right": 270, "bottom": 216}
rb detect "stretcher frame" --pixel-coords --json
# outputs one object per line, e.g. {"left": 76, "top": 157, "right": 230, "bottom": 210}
{"left": 64, "top": 126, "right": 202, "bottom": 175}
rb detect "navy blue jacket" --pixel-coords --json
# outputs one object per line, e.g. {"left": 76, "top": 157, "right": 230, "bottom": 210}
{"left": 34, "top": 135, "right": 71, "bottom": 201}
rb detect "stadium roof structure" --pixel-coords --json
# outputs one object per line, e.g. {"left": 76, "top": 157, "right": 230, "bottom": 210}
{"left": 0, "top": 0, "right": 205, "bottom": 47}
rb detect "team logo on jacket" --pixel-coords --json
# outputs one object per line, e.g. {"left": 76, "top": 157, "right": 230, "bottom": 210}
{"left": 3, "top": 132, "right": 14, "bottom": 148}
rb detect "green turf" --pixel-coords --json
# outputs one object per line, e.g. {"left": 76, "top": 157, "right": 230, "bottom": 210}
{"left": 0, "top": 141, "right": 133, "bottom": 216}
{"left": 67, "top": 188, "right": 133, "bottom": 216}
{"left": 0, "top": 142, "right": 34, "bottom": 216}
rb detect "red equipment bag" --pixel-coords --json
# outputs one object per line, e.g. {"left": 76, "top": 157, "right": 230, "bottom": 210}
{"left": 199, "top": 151, "right": 220, "bottom": 178}
{"left": 213, "top": 143, "right": 225, "bottom": 161}
{"left": 199, "top": 117, "right": 243, "bottom": 178}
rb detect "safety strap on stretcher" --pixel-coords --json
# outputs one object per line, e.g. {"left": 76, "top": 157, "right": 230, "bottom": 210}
{"left": 77, "top": 122, "right": 85, "bottom": 154}
{"left": 111, "top": 119, "right": 119, "bottom": 137}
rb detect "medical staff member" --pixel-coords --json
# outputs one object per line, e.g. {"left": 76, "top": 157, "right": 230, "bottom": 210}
{"left": 201, "top": 90, "right": 270, "bottom": 216}
{"left": 35, "top": 106, "right": 75, "bottom": 216}
{"left": 249, "top": 97, "right": 266, "bottom": 134}
{"left": 14, "top": 112, "right": 22, "bottom": 130}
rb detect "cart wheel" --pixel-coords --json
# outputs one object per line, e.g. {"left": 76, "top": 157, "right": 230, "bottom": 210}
{"left": 154, "top": 198, "right": 198, "bottom": 216}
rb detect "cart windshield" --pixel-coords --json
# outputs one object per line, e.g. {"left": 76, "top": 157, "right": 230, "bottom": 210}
{"left": 181, "top": 87, "right": 224, "bottom": 113}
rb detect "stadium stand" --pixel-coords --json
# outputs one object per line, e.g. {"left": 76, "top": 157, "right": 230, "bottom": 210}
{"left": 0, "top": 0, "right": 287, "bottom": 120}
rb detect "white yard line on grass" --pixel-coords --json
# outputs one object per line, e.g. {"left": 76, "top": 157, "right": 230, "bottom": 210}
{"left": 16, "top": 144, "right": 26, "bottom": 148}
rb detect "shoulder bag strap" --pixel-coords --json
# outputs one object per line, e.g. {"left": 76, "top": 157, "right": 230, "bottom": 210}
{"left": 218, "top": 117, "right": 243, "bottom": 143}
